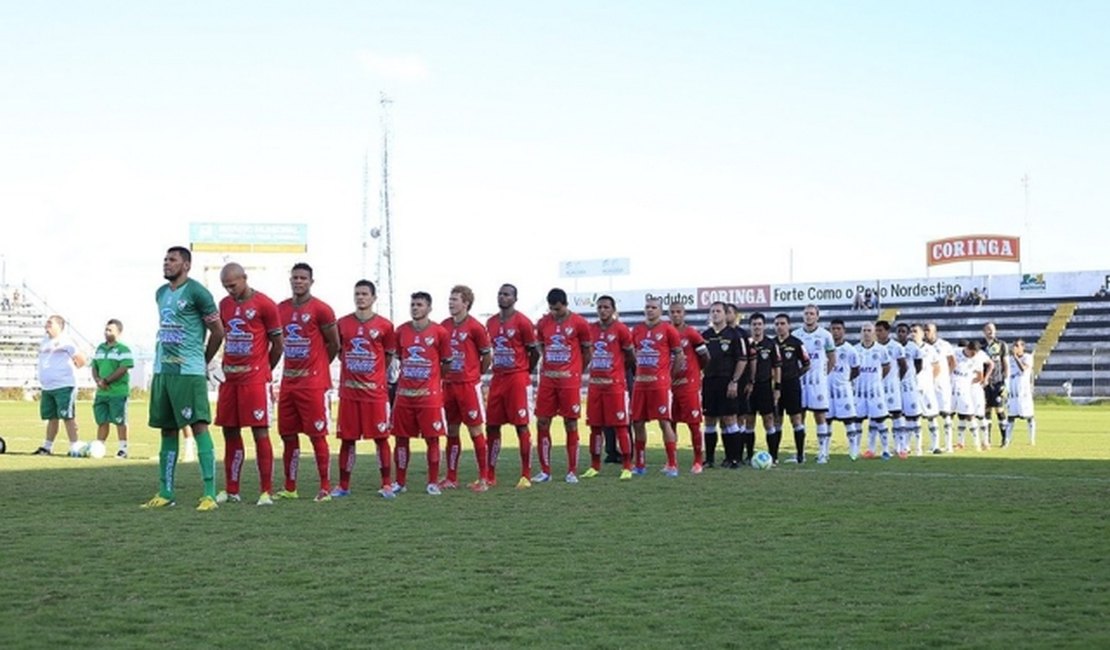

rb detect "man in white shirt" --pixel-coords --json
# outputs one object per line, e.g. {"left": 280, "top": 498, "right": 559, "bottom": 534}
{"left": 33, "top": 315, "right": 88, "bottom": 456}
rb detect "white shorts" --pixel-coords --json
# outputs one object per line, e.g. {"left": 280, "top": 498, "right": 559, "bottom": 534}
{"left": 954, "top": 382, "right": 985, "bottom": 417}
{"left": 854, "top": 382, "right": 889, "bottom": 420}
{"left": 934, "top": 381, "right": 954, "bottom": 414}
{"left": 1007, "top": 391, "right": 1034, "bottom": 419}
{"left": 828, "top": 381, "right": 858, "bottom": 421}
{"left": 900, "top": 380, "right": 922, "bottom": 418}
{"left": 883, "top": 379, "right": 903, "bottom": 414}
{"left": 802, "top": 373, "right": 831, "bottom": 411}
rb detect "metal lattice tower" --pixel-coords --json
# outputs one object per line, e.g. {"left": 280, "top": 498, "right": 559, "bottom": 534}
{"left": 377, "top": 92, "right": 396, "bottom": 321}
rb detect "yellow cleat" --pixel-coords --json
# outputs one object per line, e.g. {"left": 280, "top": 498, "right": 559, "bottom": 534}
{"left": 515, "top": 476, "right": 532, "bottom": 489}
{"left": 141, "top": 495, "right": 175, "bottom": 509}
{"left": 196, "top": 496, "right": 219, "bottom": 512}
{"left": 582, "top": 467, "right": 600, "bottom": 479}
{"left": 275, "top": 490, "right": 299, "bottom": 500}
{"left": 619, "top": 469, "right": 633, "bottom": 481}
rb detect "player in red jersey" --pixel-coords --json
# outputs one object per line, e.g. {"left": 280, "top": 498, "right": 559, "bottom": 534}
{"left": 485, "top": 283, "right": 540, "bottom": 489}
{"left": 584, "top": 295, "right": 636, "bottom": 479}
{"left": 391, "top": 292, "right": 453, "bottom": 496}
{"left": 214, "top": 263, "right": 284, "bottom": 506}
{"left": 631, "top": 297, "right": 685, "bottom": 477}
{"left": 440, "top": 285, "right": 493, "bottom": 492}
{"left": 668, "top": 303, "right": 710, "bottom": 473}
{"left": 534, "top": 288, "right": 593, "bottom": 484}
{"left": 274, "top": 263, "right": 340, "bottom": 503}
{"left": 334, "top": 280, "right": 397, "bottom": 498}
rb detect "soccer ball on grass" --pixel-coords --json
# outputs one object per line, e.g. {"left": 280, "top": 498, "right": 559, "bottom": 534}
{"left": 751, "top": 450, "right": 774, "bottom": 470}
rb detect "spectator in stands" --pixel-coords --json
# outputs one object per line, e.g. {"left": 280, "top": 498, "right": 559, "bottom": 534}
{"left": 1095, "top": 287, "right": 1108, "bottom": 299}
{"left": 32, "top": 315, "right": 88, "bottom": 456}
{"left": 12, "top": 288, "right": 22, "bottom": 307}
{"left": 852, "top": 292, "right": 866, "bottom": 310}
{"left": 1, "top": 290, "right": 10, "bottom": 311}
{"left": 971, "top": 288, "right": 985, "bottom": 306}
{"left": 944, "top": 290, "right": 957, "bottom": 307}
{"left": 863, "top": 289, "right": 879, "bottom": 310}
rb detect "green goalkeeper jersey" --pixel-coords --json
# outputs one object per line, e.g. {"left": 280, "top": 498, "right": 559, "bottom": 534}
{"left": 154, "top": 278, "right": 218, "bottom": 376}
{"left": 92, "top": 341, "right": 134, "bottom": 397}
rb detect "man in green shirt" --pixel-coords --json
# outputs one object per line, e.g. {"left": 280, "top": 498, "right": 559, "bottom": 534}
{"left": 91, "top": 319, "right": 134, "bottom": 459}
{"left": 142, "top": 246, "right": 226, "bottom": 511}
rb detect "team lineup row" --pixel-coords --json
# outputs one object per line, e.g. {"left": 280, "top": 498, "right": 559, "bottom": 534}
{"left": 115, "top": 247, "right": 1034, "bottom": 510}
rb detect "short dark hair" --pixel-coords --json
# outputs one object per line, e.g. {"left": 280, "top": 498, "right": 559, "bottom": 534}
{"left": 749, "top": 312, "right": 765, "bottom": 324}
{"left": 774, "top": 313, "right": 790, "bottom": 324}
{"left": 500, "top": 283, "right": 518, "bottom": 298}
{"left": 726, "top": 303, "right": 739, "bottom": 313}
{"left": 355, "top": 279, "right": 377, "bottom": 295}
{"left": 710, "top": 301, "right": 727, "bottom": 311}
{"left": 107, "top": 318, "right": 123, "bottom": 331}
{"left": 167, "top": 246, "right": 191, "bottom": 263}
{"left": 875, "top": 320, "right": 891, "bottom": 332}
{"left": 830, "top": 318, "right": 845, "bottom": 327}
{"left": 896, "top": 322, "right": 910, "bottom": 331}
{"left": 596, "top": 295, "right": 616, "bottom": 308}
{"left": 411, "top": 291, "right": 432, "bottom": 305}
{"left": 291, "top": 262, "right": 313, "bottom": 278}
{"left": 546, "top": 288, "right": 568, "bottom": 306}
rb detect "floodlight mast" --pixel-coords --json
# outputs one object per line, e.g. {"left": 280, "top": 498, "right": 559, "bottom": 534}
{"left": 378, "top": 92, "right": 395, "bottom": 321}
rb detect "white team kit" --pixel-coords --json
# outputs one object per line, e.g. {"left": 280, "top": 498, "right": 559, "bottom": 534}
{"left": 931, "top": 338, "right": 956, "bottom": 414}
{"left": 899, "top": 340, "right": 924, "bottom": 417}
{"left": 915, "top": 341, "right": 941, "bottom": 417}
{"left": 1008, "top": 351, "right": 1035, "bottom": 418}
{"left": 952, "top": 349, "right": 991, "bottom": 417}
{"left": 854, "top": 343, "right": 890, "bottom": 420}
{"left": 795, "top": 325, "right": 835, "bottom": 411}
{"left": 828, "top": 342, "right": 859, "bottom": 421}
{"left": 879, "top": 339, "right": 905, "bottom": 415}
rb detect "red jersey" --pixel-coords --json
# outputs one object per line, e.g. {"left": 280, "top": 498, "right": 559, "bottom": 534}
{"left": 219, "top": 290, "right": 281, "bottom": 384}
{"left": 395, "top": 321, "right": 452, "bottom": 407}
{"left": 277, "top": 296, "right": 337, "bottom": 390}
{"left": 441, "top": 315, "right": 492, "bottom": 384}
{"left": 536, "top": 312, "right": 592, "bottom": 388}
{"left": 337, "top": 313, "right": 395, "bottom": 402}
{"left": 588, "top": 320, "right": 633, "bottom": 392}
{"left": 486, "top": 311, "right": 537, "bottom": 376}
{"left": 631, "top": 321, "right": 683, "bottom": 387}
{"left": 674, "top": 325, "right": 707, "bottom": 391}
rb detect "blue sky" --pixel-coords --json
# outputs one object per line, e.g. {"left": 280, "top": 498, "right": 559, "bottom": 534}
{"left": 1, "top": 1, "right": 1106, "bottom": 350}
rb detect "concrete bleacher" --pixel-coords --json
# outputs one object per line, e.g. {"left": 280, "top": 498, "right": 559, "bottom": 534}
{"left": 1038, "top": 299, "right": 1110, "bottom": 398}
{"left": 0, "top": 284, "right": 95, "bottom": 389}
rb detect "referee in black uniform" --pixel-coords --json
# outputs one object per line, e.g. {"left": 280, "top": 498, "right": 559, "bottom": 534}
{"left": 701, "top": 301, "right": 748, "bottom": 468}
{"left": 772, "top": 313, "right": 810, "bottom": 464}
{"left": 748, "top": 312, "right": 781, "bottom": 459}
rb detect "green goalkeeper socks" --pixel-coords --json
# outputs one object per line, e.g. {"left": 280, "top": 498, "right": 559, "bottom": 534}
{"left": 194, "top": 429, "right": 217, "bottom": 498}
{"left": 158, "top": 434, "right": 180, "bottom": 499}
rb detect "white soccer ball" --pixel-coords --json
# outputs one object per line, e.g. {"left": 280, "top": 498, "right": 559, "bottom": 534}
{"left": 88, "top": 440, "right": 107, "bottom": 459}
{"left": 68, "top": 441, "right": 89, "bottom": 458}
{"left": 751, "top": 450, "right": 774, "bottom": 470}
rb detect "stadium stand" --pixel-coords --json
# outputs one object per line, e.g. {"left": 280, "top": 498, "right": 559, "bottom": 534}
{"left": 0, "top": 283, "right": 95, "bottom": 390}
{"left": 1037, "top": 297, "right": 1110, "bottom": 398}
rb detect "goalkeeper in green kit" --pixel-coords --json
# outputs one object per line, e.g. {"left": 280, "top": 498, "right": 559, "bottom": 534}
{"left": 142, "top": 246, "right": 226, "bottom": 511}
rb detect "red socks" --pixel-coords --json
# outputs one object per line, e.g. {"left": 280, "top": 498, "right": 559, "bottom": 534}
{"left": 338, "top": 439, "right": 357, "bottom": 491}
{"left": 446, "top": 435, "right": 461, "bottom": 483}
{"left": 664, "top": 440, "right": 677, "bottom": 468}
{"left": 394, "top": 437, "right": 410, "bottom": 487}
{"left": 256, "top": 435, "right": 274, "bottom": 494}
{"left": 374, "top": 437, "right": 392, "bottom": 489}
{"left": 224, "top": 434, "right": 245, "bottom": 494}
{"left": 566, "top": 428, "right": 579, "bottom": 475}
{"left": 486, "top": 428, "right": 501, "bottom": 484}
{"left": 426, "top": 437, "right": 441, "bottom": 485}
{"left": 472, "top": 433, "right": 489, "bottom": 482}
{"left": 589, "top": 427, "right": 604, "bottom": 471}
{"left": 617, "top": 427, "right": 632, "bottom": 470}
{"left": 310, "top": 436, "right": 331, "bottom": 492}
{"left": 281, "top": 436, "right": 300, "bottom": 492}
{"left": 634, "top": 438, "right": 646, "bottom": 470}
{"left": 690, "top": 423, "right": 704, "bottom": 465}
{"left": 537, "top": 423, "right": 552, "bottom": 475}
{"left": 518, "top": 429, "right": 532, "bottom": 478}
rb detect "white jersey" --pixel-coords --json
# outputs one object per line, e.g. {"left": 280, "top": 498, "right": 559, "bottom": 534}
{"left": 931, "top": 338, "right": 956, "bottom": 387}
{"left": 854, "top": 342, "right": 890, "bottom": 419}
{"left": 879, "top": 339, "right": 905, "bottom": 413}
{"left": 794, "top": 325, "right": 835, "bottom": 410}
{"left": 914, "top": 341, "right": 940, "bottom": 417}
{"left": 953, "top": 349, "right": 990, "bottom": 416}
{"left": 1007, "top": 352, "right": 1035, "bottom": 418}
{"left": 38, "top": 334, "right": 80, "bottom": 390}
{"left": 828, "top": 342, "right": 859, "bottom": 420}
{"left": 900, "top": 340, "right": 923, "bottom": 417}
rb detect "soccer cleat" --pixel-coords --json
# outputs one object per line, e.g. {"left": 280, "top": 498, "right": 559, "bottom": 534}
{"left": 880, "top": 451, "right": 892, "bottom": 460}
{"left": 619, "top": 469, "right": 633, "bottom": 480}
{"left": 862, "top": 450, "right": 876, "bottom": 459}
{"left": 437, "top": 479, "right": 459, "bottom": 490}
{"left": 631, "top": 467, "right": 646, "bottom": 476}
{"left": 215, "top": 491, "right": 241, "bottom": 504}
{"left": 256, "top": 492, "right": 274, "bottom": 506}
{"left": 141, "top": 495, "right": 175, "bottom": 509}
{"left": 816, "top": 455, "right": 828, "bottom": 465}
{"left": 691, "top": 462, "right": 704, "bottom": 475}
{"left": 663, "top": 465, "right": 679, "bottom": 478}
{"left": 313, "top": 490, "right": 332, "bottom": 503}
{"left": 390, "top": 482, "right": 407, "bottom": 495}
{"left": 377, "top": 487, "right": 397, "bottom": 499}
{"left": 115, "top": 449, "right": 128, "bottom": 459}
{"left": 582, "top": 467, "right": 600, "bottom": 479}
{"left": 531, "top": 471, "right": 551, "bottom": 483}
{"left": 848, "top": 453, "right": 858, "bottom": 461}
{"left": 469, "top": 479, "right": 490, "bottom": 493}
{"left": 565, "top": 472, "right": 579, "bottom": 484}
{"left": 426, "top": 483, "right": 442, "bottom": 496}
{"left": 330, "top": 487, "right": 352, "bottom": 498}
{"left": 703, "top": 460, "right": 716, "bottom": 469}
{"left": 32, "top": 446, "right": 52, "bottom": 456}
{"left": 275, "top": 489, "right": 300, "bottom": 500}
{"left": 931, "top": 448, "right": 943, "bottom": 455}
{"left": 515, "top": 476, "right": 532, "bottom": 489}
{"left": 196, "top": 496, "right": 219, "bottom": 512}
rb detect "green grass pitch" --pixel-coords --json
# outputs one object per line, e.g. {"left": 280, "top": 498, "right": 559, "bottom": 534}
{"left": 0, "top": 400, "right": 1107, "bottom": 648}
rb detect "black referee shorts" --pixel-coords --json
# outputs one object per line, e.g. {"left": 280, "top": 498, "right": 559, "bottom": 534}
{"left": 702, "top": 376, "right": 739, "bottom": 417}
{"left": 984, "top": 382, "right": 1007, "bottom": 408}
{"left": 776, "top": 378, "right": 803, "bottom": 418}
{"left": 751, "top": 381, "right": 776, "bottom": 416}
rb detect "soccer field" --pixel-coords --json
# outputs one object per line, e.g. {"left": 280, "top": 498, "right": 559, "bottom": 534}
{"left": 0, "top": 401, "right": 1107, "bottom": 648}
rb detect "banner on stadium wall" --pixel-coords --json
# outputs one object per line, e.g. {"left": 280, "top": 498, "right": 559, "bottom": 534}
{"left": 568, "top": 288, "right": 697, "bottom": 311}
{"left": 696, "top": 285, "right": 772, "bottom": 309}
{"left": 769, "top": 277, "right": 977, "bottom": 307}
{"left": 926, "top": 234, "right": 1020, "bottom": 267}
{"left": 190, "top": 222, "right": 308, "bottom": 253}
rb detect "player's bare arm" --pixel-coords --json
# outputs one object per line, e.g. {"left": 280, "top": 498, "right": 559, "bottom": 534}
{"left": 204, "top": 315, "right": 225, "bottom": 365}
{"left": 267, "top": 329, "right": 284, "bottom": 370}
{"left": 322, "top": 322, "right": 340, "bottom": 362}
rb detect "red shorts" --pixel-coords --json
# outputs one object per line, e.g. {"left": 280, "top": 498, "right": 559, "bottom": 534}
{"left": 586, "top": 388, "right": 629, "bottom": 427}
{"left": 392, "top": 401, "right": 447, "bottom": 438}
{"left": 631, "top": 385, "right": 671, "bottom": 422}
{"left": 535, "top": 380, "right": 582, "bottom": 419}
{"left": 215, "top": 382, "right": 272, "bottom": 428}
{"left": 443, "top": 381, "right": 485, "bottom": 427}
{"left": 487, "top": 372, "right": 532, "bottom": 426}
{"left": 277, "top": 388, "right": 330, "bottom": 437}
{"left": 671, "top": 388, "right": 703, "bottom": 424}
{"left": 336, "top": 399, "right": 391, "bottom": 440}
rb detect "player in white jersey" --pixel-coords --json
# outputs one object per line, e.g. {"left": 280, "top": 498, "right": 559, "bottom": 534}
{"left": 925, "top": 323, "right": 957, "bottom": 452}
{"left": 1004, "top": 338, "right": 1036, "bottom": 447}
{"left": 952, "top": 340, "right": 994, "bottom": 451}
{"left": 855, "top": 323, "right": 892, "bottom": 459}
{"left": 875, "top": 321, "right": 909, "bottom": 458}
{"left": 828, "top": 319, "right": 861, "bottom": 461}
{"left": 911, "top": 324, "right": 942, "bottom": 453}
{"left": 896, "top": 323, "right": 926, "bottom": 456}
{"left": 792, "top": 304, "right": 836, "bottom": 463}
